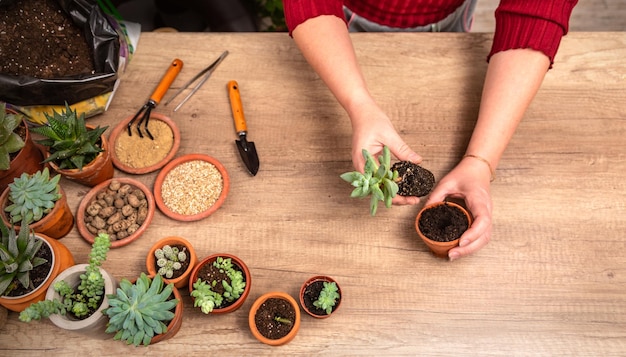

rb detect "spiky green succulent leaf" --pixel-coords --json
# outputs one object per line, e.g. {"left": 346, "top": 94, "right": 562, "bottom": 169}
{"left": 0, "top": 219, "right": 47, "bottom": 295}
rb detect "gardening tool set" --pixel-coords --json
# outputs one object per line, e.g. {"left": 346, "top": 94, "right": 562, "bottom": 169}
{"left": 127, "top": 51, "right": 259, "bottom": 175}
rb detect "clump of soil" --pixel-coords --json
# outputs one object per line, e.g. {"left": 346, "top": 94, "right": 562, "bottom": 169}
{"left": 83, "top": 180, "right": 149, "bottom": 241}
{"left": 391, "top": 161, "right": 435, "bottom": 197}
{"left": 301, "top": 280, "right": 341, "bottom": 316}
{"left": 0, "top": 0, "right": 95, "bottom": 78}
{"left": 254, "top": 298, "right": 296, "bottom": 340}
{"left": 418, "top": 203, "right": 469, "bottom": 242}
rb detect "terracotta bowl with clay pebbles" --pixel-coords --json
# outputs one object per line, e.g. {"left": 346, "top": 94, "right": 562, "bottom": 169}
{"left": 154, "top": 154, "right": 230, "bottom": 222}
{"left": 109, "top": 112, "right": 181, "bottom": 174}
{"left": 77, "top": 178, "right": 155, "bottom": 248}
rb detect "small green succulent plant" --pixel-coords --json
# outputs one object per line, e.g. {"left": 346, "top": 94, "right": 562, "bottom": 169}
{"left": 104, "top": 273, "right": 179, "bottom": 346}
{"left": 19, "top": 233, "right": 111, "bottom": 321}
{"left": 30, "top": 103, "right": 108, "bottom": 170}
{"left": 313, "top": 281, "right": 340, "bottom": 315}
{"left": 190, "top": 256, "right": 246, "bottom": 314}
{"left": 0, "top": 102, "right": 26, "bottom": 170}
{"left": 154, "top": 245, "right": 187, "bottom": 279}
{"left": 0, "top": 219, "right": 46, "bottom": 297}
{"left": 4, "top": 167, "right": 62, "bottom": 224}
{"left": 340, "top": 146, "right": 399, "bottom": 216}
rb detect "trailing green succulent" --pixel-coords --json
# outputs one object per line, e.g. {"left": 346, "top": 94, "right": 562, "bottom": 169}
{"left": 30, "top": 103, "right": 108, "bottom": 170}
{"left": 155, "top": 245, "right": 187, "bottom": 279}
{"left": 103, "top": 273, "right": 179, "bottom": 346}
{"left": 18, "top": 233, "right": 111, "bottom": 322}
{"left": 0, "top": 102, "right": 26, "bottom": 170}
{"left": 313, "top": 281, "right": 340, "bottom": 315}
{"left": 0, "top": 219, "right": 47, "bottom": 297}
{"left": 190, "top": 256, "right": 246, "bottom": 314}
{"left": 4, "top": 167, "right": 61, "bottom": 224}
{"left": 340, "top": 146, "right": 400, "bottom": 216}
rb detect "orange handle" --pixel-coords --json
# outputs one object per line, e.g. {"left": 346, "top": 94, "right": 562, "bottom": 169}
{"left": 150, "top": 59, "right": 183, "bottom": 104}
{"left": 228, "top": 80, "right": 247, "bottom": 133}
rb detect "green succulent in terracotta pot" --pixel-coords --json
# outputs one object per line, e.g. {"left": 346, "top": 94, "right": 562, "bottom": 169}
{"left": 0, "top": 102, "right": 25, "bottom": 171}
{"left": 0, "top": 219, "right": 46, "bottom": 297}
{"left": 4, "top": 167, "right": 61, "bottom": 225}
{"left": 30, "top": 103, "right": 108, "bottom": 170}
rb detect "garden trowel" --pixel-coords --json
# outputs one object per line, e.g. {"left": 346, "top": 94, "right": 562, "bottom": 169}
{"left": 228, "top": 80, "right": 259, "bottom": 176}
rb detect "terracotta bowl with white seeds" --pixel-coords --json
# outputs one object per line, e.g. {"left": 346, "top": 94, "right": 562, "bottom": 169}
{"left": 153, "top": 154, "right": 230, "bottom": 221}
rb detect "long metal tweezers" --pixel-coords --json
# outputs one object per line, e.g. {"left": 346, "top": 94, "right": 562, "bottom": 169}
{"left": 164, "top": 50, "right": 229, "bottom": 112}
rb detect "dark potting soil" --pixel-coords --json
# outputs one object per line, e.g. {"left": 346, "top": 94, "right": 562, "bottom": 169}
{"left": 391, "top": 161, "right": 435, "bottom": 197}
{"left": 153, "top": 244, "right": 191, "bottom": 280}
{"left": 4, "top": 238, "right": 53, "bottom": 297}
{"left": 418, "top": 203, "right": 469, "bottom": 242}
{"left": 0, "top": 0, "right": 95, "bottom": 78}
{"left": 195, "top": 259, "right": 245, "bottom": 309}
{"left": 254, "top": 297, "right": 296, "bottom": 340}
{"left": 302, "top": 280, "right": 340, "bottom": 316}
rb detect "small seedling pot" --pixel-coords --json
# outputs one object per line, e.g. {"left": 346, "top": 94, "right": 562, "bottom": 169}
{"left": 299, "top": 275, "right": 342, "bottom": 318}
{"left": 415, "top": 201, "right": 473, "bottom": 259}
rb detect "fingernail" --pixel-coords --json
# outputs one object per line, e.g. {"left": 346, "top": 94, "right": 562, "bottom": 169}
{"left": 449, "top": 252, "right": 460, "bottom": 261}
{"left": 459, "top": 239, "right": 469, "bottom": 247}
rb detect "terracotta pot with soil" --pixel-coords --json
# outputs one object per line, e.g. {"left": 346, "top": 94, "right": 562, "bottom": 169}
{"left": 188, "top": 253, "right": 251, "bottom": 314}
{"left": 415, "top": 201, "right": 473, "bottom": 258}
{"left": 154, "top": 153, "right": 230, "bottom": 222}
{"left": 77, "top": 178, "right": 155, "bottom": 248}
{"left": 146, "top": 236, "right": 197, "bottom": 289}
{"left": 109, "top": 112, "right": 181, "bottom": 174}
{"left": 0, "top": 106, "right": 45, "bottom": 194}
{"left": 249, "top": 291, "right": 301, "bottom": 346}
{"left": 0, "top": 233, "right": 75, "bottom": 312}
{"left": 300, "top": 275, "right": 342, "bottom": 318}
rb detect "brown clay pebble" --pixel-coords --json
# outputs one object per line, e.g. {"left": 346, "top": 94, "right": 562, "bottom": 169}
{"left": 391, "top": 161, "right": 435, "bottom": 197}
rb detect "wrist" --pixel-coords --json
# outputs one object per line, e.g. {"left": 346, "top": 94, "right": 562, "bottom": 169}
{"left": 463, "top": 154, "right": 495, "bottom": 182}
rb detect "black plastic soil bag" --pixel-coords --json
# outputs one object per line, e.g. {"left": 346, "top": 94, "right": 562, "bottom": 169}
{"left": 0, "top": 0, "right": 120, "bottom": 106}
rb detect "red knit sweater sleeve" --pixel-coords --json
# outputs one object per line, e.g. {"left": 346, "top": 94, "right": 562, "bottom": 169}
{"left": 489, "top": 0, "right": 578, "bottom": 66}
{"left": 283, "top": 0, "right": 347, "bottom": 36}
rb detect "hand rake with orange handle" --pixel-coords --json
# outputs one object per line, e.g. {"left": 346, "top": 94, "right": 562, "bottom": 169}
{"left": 127, "top": 58, "right": 183, "bottom": 140}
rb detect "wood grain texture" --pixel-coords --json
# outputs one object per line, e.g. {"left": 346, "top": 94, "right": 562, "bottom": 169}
{"left": 0, "top": 32, "right": 625, "bottom": 356}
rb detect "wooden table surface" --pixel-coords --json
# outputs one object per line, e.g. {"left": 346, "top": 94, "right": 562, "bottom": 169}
{"left": 1, "top": 32, "right": 625, "bottom": 356}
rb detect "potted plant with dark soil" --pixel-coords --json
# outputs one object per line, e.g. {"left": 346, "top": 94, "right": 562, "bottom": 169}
{"left": 77, "top": 178, "right": 155, "bottom": 248}
{"left": 103, "top": 273, "right": 183, "bottom": 346}
{"left": 0, "top": 218, "right": 75, "bottom": 312}
{"left": 189, "top": 253, "right": 251, "bottom": 314}
{"left": 341, "top": 146, "right": 435, "bottom": 215}
{"left": 415, "top": 201, "right": 473, "bottom": 258}
{"left": 30, "top": 103, "right": 113, "bottom": 187}
{"left": 154, "top": 153, "right": 230, "bottom": 221}
{"left": 146, "top": 236, "right": 197, "bottom": 289}
{"left": 18, "top": 233, "right": 117, "bottom": 339}
{"left": 300, "top": 275, "right": 342, "bottom": 318}
{"left": 0, "top": 103, "right": 44, "bottom": 193}
{"left": 249, "top": 291, "right": 301, "bottom": 346}
{"left": 109, "top": 112, "right": 181, "bottom": 174}
{"left": 0, "top": 167, "right": 74, "bottom": 239}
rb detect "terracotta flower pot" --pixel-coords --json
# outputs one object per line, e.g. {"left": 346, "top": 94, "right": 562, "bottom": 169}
{"left": 0, "top": 117, "right": 44, "bottom": 194}
{"left": 188, "top": 253, "right": 251, "bottom": 314}
{"left": 154, "top": 153, "right": 229, "bottom": 221}
{"left": 146, "top": 236, "right": 197, "bottom": 289}
{"left": 45, "top": 125, "right": 114, "bottom": 187}
{"left": 109, "top": 112, "right": 181, "bottom": 174}
{"left": 415, "top": 201, "right": 473, "bottom": 259}
{"left": 77, "top": 178, "right": 155, "bottom": 248}
{"left": 46, "top": 264, "right": 118, "bottom": 339}
{"left": 0, "top": 185, "right": 74, "bottom": 239}
{"left": 147, "top": 277, "right": 184, "bottom": 345}
{"left": 0, "top": 234, "right": 75, "bottom": 312}
{"left": 249, "top": 291, "right": 301, "bottom": 346}
{"left": 299, "top": 275, "right": 342, "bottom": 318}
